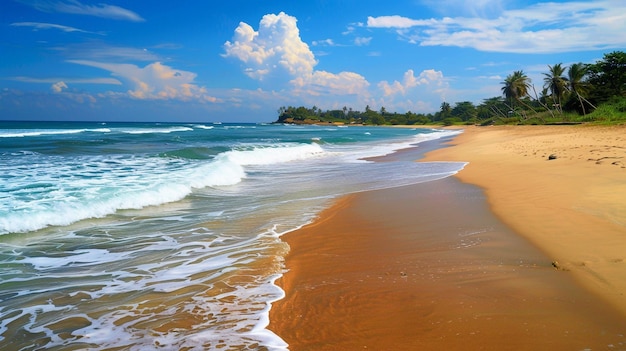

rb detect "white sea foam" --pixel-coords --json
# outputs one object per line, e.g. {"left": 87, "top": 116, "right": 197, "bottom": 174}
{"left": 223, "top": 125, "right": 256, "bottom": 129}
{"left": 337, "top": 128, "right": 461, "bottom": 162}
{"left": 0, "top": 128, "right": 111, "bottom": 138}
{"left": 220, "top": 143, "right": 326, "bottom": 165}
{"left": 120, "top": 126, "right": 194, "bottom": 134}
{"left": 1, "top": 227, "right": 287, "bottom": 349}
{"left": 0, "top": 143, "right": 332, "bottom": 234}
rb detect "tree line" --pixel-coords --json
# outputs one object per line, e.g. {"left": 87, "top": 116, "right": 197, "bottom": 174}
{"left": 276, "top": 51, "right": 626, "bottom": 125}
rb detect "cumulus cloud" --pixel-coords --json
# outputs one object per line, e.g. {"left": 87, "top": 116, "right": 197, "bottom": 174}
{"left": 69, "top": 60, "right": 219, "bottom": 102}
{"left": 378, "top": 69, "right": 445, "bottom": 96}
{"left": 291, "top": 71, "right": 370, "bottom": 96}
{"left": 374, "top": 69, "right": 450, "bottom": 113}
{"left": 223, "top": 12, "right": 317, "bottom": 80}
{"left": 366, "top": 1, "right": 626, "bottom": 53}
{"left": 19, "top": 0, "right": 144, "bottom": 22}
{"left": 51, "top": 81, "right": 68, "bottom": 93}
{"left": 224, "top": 12, "right": 370, "bottom": 98}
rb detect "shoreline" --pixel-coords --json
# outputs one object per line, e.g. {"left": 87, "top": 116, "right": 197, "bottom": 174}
{"left": 269, "top": 125, "right": 626, "bottom": 350}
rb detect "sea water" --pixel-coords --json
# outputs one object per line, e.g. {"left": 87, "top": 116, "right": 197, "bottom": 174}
{"left": 0, "top": 121, "right": 464, "bottom": 350}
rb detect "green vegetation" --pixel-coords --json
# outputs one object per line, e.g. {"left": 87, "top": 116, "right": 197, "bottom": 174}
{"left": 276, "top": 51, "right": 626, "bottom": 126}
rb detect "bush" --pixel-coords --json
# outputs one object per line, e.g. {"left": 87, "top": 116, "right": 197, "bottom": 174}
{"left": 442, "top": 117, "right": 462, "bottom": 126}
{"left": 586, "top": 97, "right": 626, "bottom": 123}
{"left": 493, "top": 117, "right": 520, "bottom": 125}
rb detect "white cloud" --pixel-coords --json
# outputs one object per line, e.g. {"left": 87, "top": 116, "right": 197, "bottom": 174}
{"left": 291, "top": 71, "right": 370, "bottom": 97}
{"left": 378, "top": 69, "right": 446, "bottom": 96}
{"left": 69, "top": 60, "right": 220, "bottom": 102}
{"left": 224, "top": 12, "right": 371, "bottom": 99}
{"left": 374, "top": 69, "right": 450, "bottom": 113}
{"left": 51, "top": 81, "right": 68, "bottom": 93}
{"left": 223, "top": 12, "right": 317, "bottom": 80}
{"left": 354, "top": 37, "right": 372, "bottom": 46}
{"left": 11, "top": 22, "right": 102, "bottom": 34}
{"left": 10, "top": 76, "right": 122, "bottom": 85}
{"left": 367, "top": 1, "right": 626, "bottom": 53}
{"left": 367, "top": 15, "right": 434, "bottom": 28}
{"left": 21, "top": 0, "right": 144, "bottom": 22}
{"left": 312, "top": 39, "right": 336, "bottom": 46}
{"left": 55, "top": 44, "right": 159, "bottom": 62}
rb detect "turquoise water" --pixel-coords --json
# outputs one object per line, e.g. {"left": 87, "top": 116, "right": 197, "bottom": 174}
{"left": 0, "top": 121, "right": 464, "bottom": 350}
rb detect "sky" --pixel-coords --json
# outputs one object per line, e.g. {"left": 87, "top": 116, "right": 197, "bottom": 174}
{"left": 1, "top": 0, "right": 625, "bottom": 122}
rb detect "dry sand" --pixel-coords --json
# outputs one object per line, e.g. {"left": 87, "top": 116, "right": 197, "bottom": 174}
{"left": 422, "top": 125, "right": 626, "bottom": 315}
{"left": 270, "top": 125, "right": 626, "bottom": 350}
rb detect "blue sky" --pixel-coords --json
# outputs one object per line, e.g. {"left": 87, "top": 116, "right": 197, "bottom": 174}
{"left": 1, "top": 0, "right": 625, "bottom": 122}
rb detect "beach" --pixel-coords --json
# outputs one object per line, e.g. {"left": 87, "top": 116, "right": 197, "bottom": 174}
{"left": 424, "top": 125, "right": 626, "bottom": 315}
{"left": 270, "top": 125, "right": 626, "bottom": 350}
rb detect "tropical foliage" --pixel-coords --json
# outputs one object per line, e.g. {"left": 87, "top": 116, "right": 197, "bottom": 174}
{"left": 276, "top": 51, "right": 626, "bottom": 125}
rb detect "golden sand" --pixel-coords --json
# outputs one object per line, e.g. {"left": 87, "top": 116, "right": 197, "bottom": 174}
{"left": 423, "top": 125, "right": 626, "bottom": 315}
{"left": 270, "top": 125, "right": 626, "bottom": 350}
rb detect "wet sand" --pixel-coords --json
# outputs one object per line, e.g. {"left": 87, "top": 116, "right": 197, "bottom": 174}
{"left": 269, "top": 125, "right": 626, "bottom": 350}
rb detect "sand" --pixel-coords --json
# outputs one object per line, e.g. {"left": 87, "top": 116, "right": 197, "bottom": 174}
{"left": 269, "top": 125, "right": 626, "bottom": 350}
{"left": 422, "top": 125, "right": 626, "bottom": 315}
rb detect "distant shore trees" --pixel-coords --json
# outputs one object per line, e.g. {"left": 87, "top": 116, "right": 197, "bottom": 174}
{"left": 276, "top": 51, "right": 626, "bottom": 125}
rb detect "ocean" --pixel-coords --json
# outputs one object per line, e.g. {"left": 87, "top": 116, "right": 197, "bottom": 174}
{"left": 0, "top": 121, "right": 464, "bottom": 350}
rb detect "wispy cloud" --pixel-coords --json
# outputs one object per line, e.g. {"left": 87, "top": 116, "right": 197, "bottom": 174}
{"left": 354, "top": 37, "right": 372, "bottom": 46}
{"left": 53, "top": 44, "right": 160, "bottom": 62}
{"left": 11, "top": 21, "right": 103, "bottom": 35}
{"left": 420, "top": 0, "right": 506, "bottom": 18}
{"left": 367, "top": 1, "right": 626, "bottom": 53}
{"left": 18, "top": 0, "right": 144, "bottom": 22}
{"left": 312, "top": 39, "right": 336, "bottom": 47}
{"left": 9, "top": 76, "right": 122, "bottom": 85}
{"left": 69, "top": 60, "right": 219, "bottom": 102}
{"left": 367, "top": 15, "right": 434, "bottom": 28}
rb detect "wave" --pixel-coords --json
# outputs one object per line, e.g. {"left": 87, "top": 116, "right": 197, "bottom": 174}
{"left": 223, "top": 125, "right": 256, "bottom": 129}
{"left": 0, "top": 128, "right": 111, "bottom": 138}
{"left": 326, "top": 129, "right": 462, "bottom": 162}
{"left": 0, "top": 143, "right": 328, "bottom": 235}
{"left": 160, "top": 146, "right": 228, "bottom": 160}
{"left": 119, "top": 126, "right": 194, "bottom": 134}
{"left": 0, "top": 125, "right": 195, "bottom": 138}
{"left": 1, "top": 128, "right": 460, "bottom": 235}
{"left": 219, "top": 143, "right": 326, "bottom": 166}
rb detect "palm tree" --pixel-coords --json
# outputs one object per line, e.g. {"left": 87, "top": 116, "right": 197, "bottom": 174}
{"left": 543, "top": 63, "right": 568, "bottom": 114}
{"left": 501, "top": 70, "right": 535, "bottom": 116}
{"left": 481, "top": 96, "right": 508, "bottom": 119}
{"left": 567, "top": 63, "right": 596, "bottom": 115}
